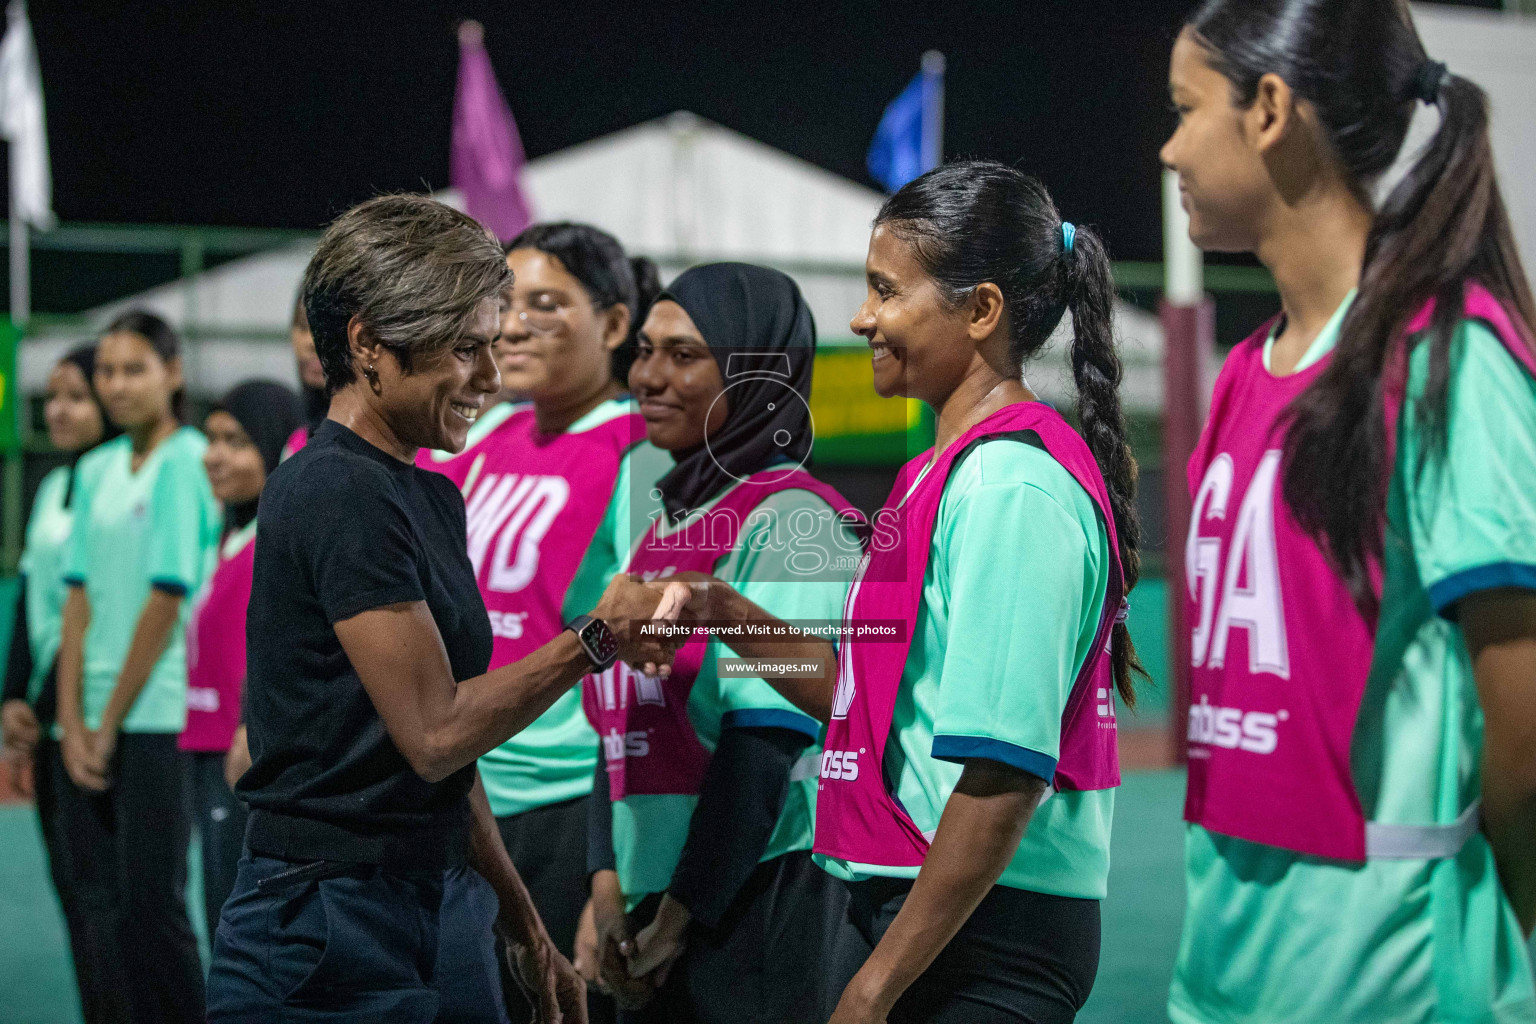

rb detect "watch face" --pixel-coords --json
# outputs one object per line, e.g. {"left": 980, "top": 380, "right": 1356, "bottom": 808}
{"left": 583, "top": 620, "right": 619, "bottom": 664}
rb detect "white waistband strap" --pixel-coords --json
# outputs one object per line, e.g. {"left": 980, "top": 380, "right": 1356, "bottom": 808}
{"left": 789, "top": 750, "right": 821, "bottom": 783}
{"left": 1365, "top": 800, "right": 1481, "bottom": 860}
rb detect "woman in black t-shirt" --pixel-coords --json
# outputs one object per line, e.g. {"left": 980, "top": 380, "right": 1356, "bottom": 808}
{"left": 206, "top": 196, "right": 680, "bottom": 1024}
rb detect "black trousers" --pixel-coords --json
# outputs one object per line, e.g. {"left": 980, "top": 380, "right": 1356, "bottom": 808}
{"left": 495, "top": 794, "right": 615, "bottom": 1024}
{"left": 188, "top": 749, "right": 250, "bottom": 942}
{"left": 842, "top": 877, "right": 1101, "bottom": 1024}
{"left": 51, "top": 731, "right": 205, "bottom": 1024}
{"left": 620, "top": 850, "right": 855, "bottom": 1024}
{"left": 208, "top": 856, "right": 509, "bottom": 1023}
{"left": 34, "top": 736, "right": 111, "bottom": 1024}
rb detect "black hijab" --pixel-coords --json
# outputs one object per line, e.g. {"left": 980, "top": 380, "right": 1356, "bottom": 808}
{"left": 58, "top": 345, "right": 122, "bottom": 506}
{"left": 214, "top": 380, "right": 305, "bottom": 530}
{"left": 653, "top": 263, "right": 817, "bottom": 520}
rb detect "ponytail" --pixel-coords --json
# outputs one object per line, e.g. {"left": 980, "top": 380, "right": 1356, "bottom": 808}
{"left": 876, "top": 160, "right": 1146, "bottom": 706}
{"left": 1064, "top": 227, "right": 1147, "bottom": 706}
{"left": 1187, "top": 0, "right": 1536, "bottom": 613}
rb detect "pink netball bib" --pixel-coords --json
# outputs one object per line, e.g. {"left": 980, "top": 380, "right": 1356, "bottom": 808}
{"left": 1183, "top": 282, "right": 1535, "bottom": 861}
{"left": 582, "top": 469, "right": 861, "bottom": 800}
{"left": 419, "top": 407, "right": 644, "bottom": 669}
{"left": 814, "top": 402, "right": 1125, "bottom": 867}
{"left": 280, "top": 426, "right": 308, "bottom": 462}
{"left": 180, "top": 527, "right": 256, "bottom": 753}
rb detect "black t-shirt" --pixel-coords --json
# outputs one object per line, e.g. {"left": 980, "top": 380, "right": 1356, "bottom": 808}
{"left": 238, "top": 420, "right": 492, "bottom": 867}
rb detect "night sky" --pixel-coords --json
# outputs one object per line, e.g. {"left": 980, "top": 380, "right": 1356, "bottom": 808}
{"left": 27, "top": 0, "right": 1501, "bottom": 264}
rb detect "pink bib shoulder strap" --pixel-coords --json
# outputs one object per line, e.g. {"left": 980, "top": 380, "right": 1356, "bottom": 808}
{"left": 1399, "top": 281, "right": 1536, "bottom": 374}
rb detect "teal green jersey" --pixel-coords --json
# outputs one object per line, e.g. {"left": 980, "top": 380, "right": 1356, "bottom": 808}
{"left": 63, "top": 428, "right": 222, "bottom": 733}
{"left": 19, "top": 466, "right": 73, "bottom": 704}
{"left": 1171, "top": 316, "right": 1536, "bottom": 1024}
{"left": 612, "top": 482, "right": 856, "bottom": 903}
{"left": 815, "top": 440, "right": 1116, "bottom": 899}
{"left": 478, "top": 400, "right": 671, "bottom": 817}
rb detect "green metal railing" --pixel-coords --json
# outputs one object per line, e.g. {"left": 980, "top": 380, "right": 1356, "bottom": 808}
{"left": 20, "top": 220, "right": 312, "bottom": 257}
{"left": 4, "top": 220, "right": 1280, "bottom": 329}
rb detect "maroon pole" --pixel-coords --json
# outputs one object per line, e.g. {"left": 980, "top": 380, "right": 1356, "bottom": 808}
{"left": 1160, "top": 296, "right": 1214, "bottom": 766}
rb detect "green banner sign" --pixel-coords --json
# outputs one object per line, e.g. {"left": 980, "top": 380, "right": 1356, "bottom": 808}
{"left": 809, "top": 344, "right": 934, "bottom": 465}
{"left": 0, "top": 320, "right": 19, "bottom": 454}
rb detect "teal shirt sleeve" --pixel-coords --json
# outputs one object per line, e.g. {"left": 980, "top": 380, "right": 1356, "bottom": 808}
{"left": 1400, "top": 320, "right": 1536, "bottom": 614}
{"left": 146, "top": 440, "right": 216, "bottom": 594}
{"left": 709, "top": 488, "right": 855, "bottom": 739}
{"left": 19, "top": 467, "right": 63, "bottom": 579}
{"left": 929, "top": 443, "right": 1107, "bottom": 783}
{"left": 616, "top": 441, "right": 673, "bottom": 559}
{"left": 63, "top": 449, "right": 102, "bottom": 586}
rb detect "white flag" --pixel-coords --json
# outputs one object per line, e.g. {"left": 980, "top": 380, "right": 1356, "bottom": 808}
{"left": 0, "top": 1, "right": 52, "bottom": 228}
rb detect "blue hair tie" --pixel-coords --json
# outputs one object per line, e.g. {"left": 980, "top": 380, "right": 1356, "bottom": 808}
{"left": 1061, "top": 222, "right": 1076, "bottom": 254}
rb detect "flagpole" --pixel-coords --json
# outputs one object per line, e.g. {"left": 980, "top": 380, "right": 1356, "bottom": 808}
{"left": 921, "top": 50, "right": 944, "bottom": 172}
{"left": 3, "top": 169, "right": 19, "bottom": 574}
{"left": 3, "top": 149, "right": 21, "bottom": 574}
{"left": 9, "top": 199, "right": 26, "bottom": 327}
{"left": 5, "top": 0, "right": 30, "bottom": 328}
{"left": 1160, "top": 165, "right": 1212, "bottom": 768}
{"left": 1, "top": 0, "right": 42, "bottom": 576}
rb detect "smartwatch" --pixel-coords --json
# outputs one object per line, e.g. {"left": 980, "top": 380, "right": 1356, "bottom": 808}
{"left": 565, "top": 615, "right": 619, "bottom": 672}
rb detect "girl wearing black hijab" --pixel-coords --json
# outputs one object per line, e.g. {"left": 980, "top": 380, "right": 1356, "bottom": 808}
{"left": 583, "top": 263, "right": 865, "bottom": 1023}
{"left": 182, "top": 380, "right": 303, "bottom": 940}
{"left": 1, "top": 345, "right": 118, "bottom": 1023}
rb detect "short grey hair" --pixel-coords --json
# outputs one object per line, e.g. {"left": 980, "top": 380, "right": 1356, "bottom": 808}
{"left": 301, "top": 194, "right": 513, "bottom": 394}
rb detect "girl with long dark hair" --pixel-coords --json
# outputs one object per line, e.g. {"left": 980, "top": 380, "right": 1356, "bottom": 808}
{"left": 804, "top": 161, "right": 1143, "bottom": 1024}
{"left": 1163, "top": 2, "right": 1536, "bottom": 1020}
{"left": 419, "top": 221, "right": 665, "bottom": 1024}
{"left": 55, "top": 310, "right": 223, "bottom": 1022}
{"left": 656, "top": 163, "right": 1137, "bottom": 1023}
{"left": 0, "top": 345, "right": 118, "bottom": 1023}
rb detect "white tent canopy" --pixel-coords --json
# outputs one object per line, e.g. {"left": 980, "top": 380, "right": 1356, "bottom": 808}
{"left": 21, "top": 111, "right": 1166, "bottom": 410}
{"left": 526, "top": 111, "right": 883, "bottom": 266}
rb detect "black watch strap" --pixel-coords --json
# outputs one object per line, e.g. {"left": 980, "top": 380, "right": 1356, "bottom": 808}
{"left": 566, "top": 614, "right": 619, "bottom": 672}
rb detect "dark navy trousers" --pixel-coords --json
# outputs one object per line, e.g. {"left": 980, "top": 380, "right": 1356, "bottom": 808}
{"left": 207, "top": 855, "right": 509, "bottom": 1023}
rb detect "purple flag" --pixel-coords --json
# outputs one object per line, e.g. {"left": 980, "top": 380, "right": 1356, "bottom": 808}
{"left": 452, "top": 21, "right": 531, "bottom": 242}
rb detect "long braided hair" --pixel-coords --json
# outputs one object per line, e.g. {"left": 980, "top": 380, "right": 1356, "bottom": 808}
{"left": 877, "top": 160, "right": 1147, "bottom": 704}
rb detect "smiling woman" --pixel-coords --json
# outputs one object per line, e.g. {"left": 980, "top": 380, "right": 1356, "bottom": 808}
{"left": 207, "top": 195, "right": 684, "bottom": 1024}
{"left": 415, "top": 221, "right": 666, "bottom": 1024}
{"left": 302, "top": 196, "right": 513, "bottom": 454}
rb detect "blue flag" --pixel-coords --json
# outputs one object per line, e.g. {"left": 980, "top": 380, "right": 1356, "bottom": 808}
{"left": 867, "top": 54, "right": 943, "bottom": 193}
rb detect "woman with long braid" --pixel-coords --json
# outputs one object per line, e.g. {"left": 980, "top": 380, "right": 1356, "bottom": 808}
{"left": 1163, "top": 2, "right": 1536, "bottom": 1021}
